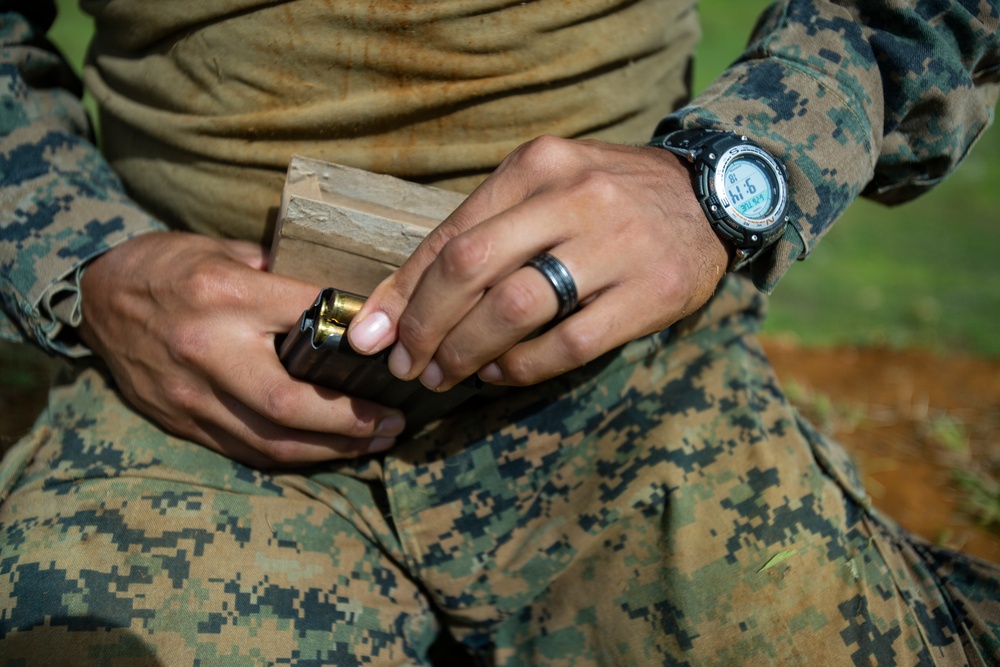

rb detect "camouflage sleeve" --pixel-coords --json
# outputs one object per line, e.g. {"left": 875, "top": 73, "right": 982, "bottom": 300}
{"left": 0, "top": 2, "right": 166, "bottom": 357}
{"left": 656, "top": 0, "right": 1000, "bottom": 293}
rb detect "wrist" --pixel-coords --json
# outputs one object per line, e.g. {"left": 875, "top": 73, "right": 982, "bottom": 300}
{"left": 641, "top": 144, "right": 733, "bottom": 300}
{"left": 649, "top": 129, "right": 790, "bottom": 272}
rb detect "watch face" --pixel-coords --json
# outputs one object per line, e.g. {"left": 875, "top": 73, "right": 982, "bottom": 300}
{"left": 713, "top": 145, "right": 787, "bottom": 236}
{"left": 724, "top": 157, "right": 773, "bottom": 220}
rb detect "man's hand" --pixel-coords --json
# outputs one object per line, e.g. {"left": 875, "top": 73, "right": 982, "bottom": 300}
{"left": 346, "top": 136, "right": 730, "bottom": 391}
{"left": 78, "top": 231, "right": 406, "bottom": 468}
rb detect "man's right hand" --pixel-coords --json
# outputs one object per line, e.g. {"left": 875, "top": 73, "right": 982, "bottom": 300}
{"left": 78, "top": 231, "right": 406, "bottom": 468}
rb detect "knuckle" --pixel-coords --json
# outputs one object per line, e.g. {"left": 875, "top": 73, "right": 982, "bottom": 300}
{"left": 169, "top": 322, "right": 211, "bottom": 365}
{"left": 650, "top": 268, "right": 691, "bottom": 307}
{"left": 497, "top": 352, "right": 535, "bottom": 386}
{"left": 568, "top": 169, "right": 621, "bottom": 209}
{"left": 503, "top": 135, "right": 575, "bottom": 180}
{"left": 408, "top": 224, "right": 463, "bottom": 274}
{"left": 492, "top": 279, "right": 544, "bottom": 329}
{"left": 162, "top": 377, "right": 201, "bottom": 413}
{"left": 260, "top": 382, "right": 300, "bottom": 425}
{"left": 434, "top": 340, "right": 472, "bottom": 376}
{"left": 518, "top": 134, "right": 573, "bottom": 164}
{"left": 423, "top": 220, "right": 465, "bottom": 255}
{"left": 396, "top": 309, "right": 437, "bottom": 350}
{"left": 336, "top": 400, "right": 380, "bottom": 438}
{"left": 557, "top": 323, "right": 602, "bottom": 367}
{"left": 183, "top": 262, "right": 226, "bottom": 303}
{"left": 438, "top": 233, "right": 493, "bottom": 282}
{"left": 338, "top": 418, "right": 374, "bottom": 441}
{"left": 184, "top": 261, "right": 246, "bottom": 310}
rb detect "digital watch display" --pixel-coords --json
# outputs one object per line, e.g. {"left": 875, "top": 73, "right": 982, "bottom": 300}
{"left": 724, "top": 155, "right": 773, "bottom": 219}
{"left": 649, "top": 129, "right": 790, "bottom": 270}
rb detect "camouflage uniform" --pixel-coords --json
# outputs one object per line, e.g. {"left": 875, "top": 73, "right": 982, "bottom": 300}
{"left": 2, "top": 1, "right": 1000, "bottom": 665}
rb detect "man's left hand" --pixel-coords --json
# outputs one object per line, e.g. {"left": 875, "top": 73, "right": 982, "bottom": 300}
{"left": 347, "top": 136, "right": 730, "bottom": 391}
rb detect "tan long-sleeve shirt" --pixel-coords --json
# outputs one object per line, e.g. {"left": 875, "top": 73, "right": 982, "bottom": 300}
{"left": 89, "top": 0, "right": 698, "bottom": 241}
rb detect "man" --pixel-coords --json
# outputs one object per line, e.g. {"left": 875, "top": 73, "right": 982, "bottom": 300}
{"left": 2, "top": 0, "right": 998, "bottom": 664}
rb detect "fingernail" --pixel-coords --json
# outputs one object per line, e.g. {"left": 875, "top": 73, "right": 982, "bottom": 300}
{"left": 388, "top": 344, "right": 412, "bottom": 379}
{"left": 367, "top": 437, "right": 395, "bottom": 454}
{"left": 350, "top": 311, "right": 391, "bottom": 353}
{"left": 420, "top": 360, "right": 444, "bottom": 391}
{"left": 376, "top": 413, "right": 406, "bottom": 437}
{"left": 478, "top": 362, "right": 503, "bottom": 384}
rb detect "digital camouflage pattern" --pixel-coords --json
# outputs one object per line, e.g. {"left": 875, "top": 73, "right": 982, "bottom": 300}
{"left": 3, "top": 275, "right": 998, "bottom": 665}
{"left": 2, "top": 0, "right": 1000, "bottom": 665}
{"left": 2, "top": 0, "right": 999, "bottom": 353}
{"left": 0, "top": 3, "right": 166, "bottom": 357}
{"left": 657, "top": 0, "right": 1000, "bottom": 288}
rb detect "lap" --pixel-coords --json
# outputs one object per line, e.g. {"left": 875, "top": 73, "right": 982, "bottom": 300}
{"left": 386, "top": 323, "right": 908, "bottom": 663}
{"left": 0, "top": 366, "right": 437, "bottom": 665}
{"left": 2, "top": 276, "right": 997, "bottom": 666}
{"left": 384, "top": 278, "right": 1000, "bottom": 664}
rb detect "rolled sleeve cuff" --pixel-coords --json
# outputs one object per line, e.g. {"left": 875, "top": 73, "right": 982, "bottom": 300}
{"left": 3, "top": 207, "right": 166, "bottom": 358}
{"left": 1, "top": 116, "right": 170, "bottom": 357}
{"left": 39, "top": 223, "right": 165, "bottom": 358}
{"left": 655, "top": 58, "right": 878, "bottom": 293}
{"left": 21, "top": 216, "right": 166, "bottom": 357}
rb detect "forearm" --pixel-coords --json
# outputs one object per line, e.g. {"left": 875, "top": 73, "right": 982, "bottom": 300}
{"left": 0, "top": 4, "right": 166, "bottom": 356}
{"left": 657, "top": 0, "right": 1000, "bottom": 292}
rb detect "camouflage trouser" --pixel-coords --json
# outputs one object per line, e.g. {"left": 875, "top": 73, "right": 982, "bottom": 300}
{"left": 2, "top": 275, "right": 998, "bottom": 666}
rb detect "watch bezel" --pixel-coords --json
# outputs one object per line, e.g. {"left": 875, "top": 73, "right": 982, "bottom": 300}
{"left": 701, "top": 140, "right": 789, "bottom": 250}
{"left": 650, "top": 129, "right": 791, "bottom": 256}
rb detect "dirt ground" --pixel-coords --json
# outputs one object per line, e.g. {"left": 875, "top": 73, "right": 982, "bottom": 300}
{"left": 762, "top": 338, "right": 1000, "bottom": 563}
{"left": 2, "top": 339, "right": 998, "bottom": 563}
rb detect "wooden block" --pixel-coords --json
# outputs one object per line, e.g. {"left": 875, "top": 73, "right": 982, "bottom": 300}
{"left": 269, "top": 155, "right": 466, "bottom": 295}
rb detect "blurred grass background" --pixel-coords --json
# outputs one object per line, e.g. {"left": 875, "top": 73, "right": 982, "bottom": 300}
{"left": 46, "top": 0, "right": 1000, "bottom": 357}
{"left": 699, "top": 2, "right": 1000, "bottom": 356}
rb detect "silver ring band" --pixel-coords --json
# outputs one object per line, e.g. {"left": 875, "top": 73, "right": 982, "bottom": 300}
{"left": 525, "top": 252, "right": 578, "bottom": 322}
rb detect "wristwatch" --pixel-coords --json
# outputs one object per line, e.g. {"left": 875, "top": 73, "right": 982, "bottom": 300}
{"left": 649, "top": 128, "right": 790, "bottom": 270}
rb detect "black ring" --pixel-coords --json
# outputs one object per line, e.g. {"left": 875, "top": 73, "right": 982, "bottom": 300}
{"left": 525, "top": 252, "right": 579, "bottom": 322}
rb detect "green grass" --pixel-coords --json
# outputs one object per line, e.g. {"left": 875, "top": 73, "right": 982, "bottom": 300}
{"left": 45, "top": 0, "right": 1000, "bottom": 356}
{"left": 48, "top": 0, "right": 93, "bottom": 69}
{"left": 694, "top": 0, "right": 1000, "bottom": 357}
{"left": 49, "top": 0, "right": 98, "bottom": 126}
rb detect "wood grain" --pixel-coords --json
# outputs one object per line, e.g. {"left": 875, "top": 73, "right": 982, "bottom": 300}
{"left": 269, "top": 155, "right": 465, "bottom": 294}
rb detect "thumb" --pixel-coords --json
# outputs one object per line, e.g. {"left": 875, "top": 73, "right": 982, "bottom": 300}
{"left": 345, "top": 270, "right": 409, "bottom": 355}
{"left": 343, "top": 202, "right": 481, "bottom": 355}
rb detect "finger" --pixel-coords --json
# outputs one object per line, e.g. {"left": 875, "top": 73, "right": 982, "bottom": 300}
{"left": 217, "top": 238, "right": 271, "bottom": 271}
{"left": 482, "top": 284, "right": 664, "bottom": 387}
{"left": 121, "top": 363, "right": 397, "bottom": 468}
{"left": 386, "top": 193, "right": 577, "bottom": 381}
{"left": 217, "top": 390, "right": 399, "bottom": 462}
{"left": 421, "top": 249, "right": 593, "bottom": 391}
{"left": 224, "top": 265, "right": 323, "bottom": 333}
{"left": 347, "top": 142, "right": 551, "bottom": 356}
{"left": 190, "top": 402, "right": 396, "bottom": 468}
{"left": 387, "top": 136, "right": 550, "bottom": 294}
{"left": 203, "top": 336, "right": 407, "bottom": 438}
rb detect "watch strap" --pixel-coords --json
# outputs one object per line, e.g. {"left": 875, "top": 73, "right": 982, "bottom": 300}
{"left": 649, "top": 128, "right": 729, "bottom": 162}
{"left": 649, "top": 128, "right": 788, "bottom": 272}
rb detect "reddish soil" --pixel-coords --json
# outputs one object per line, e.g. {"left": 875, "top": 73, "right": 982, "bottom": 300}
{"left": 762, "top": 338, "right": 1000, "bottom": 563}
{"left": 2, "top": 341, "right": 998, "bottom": 562}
